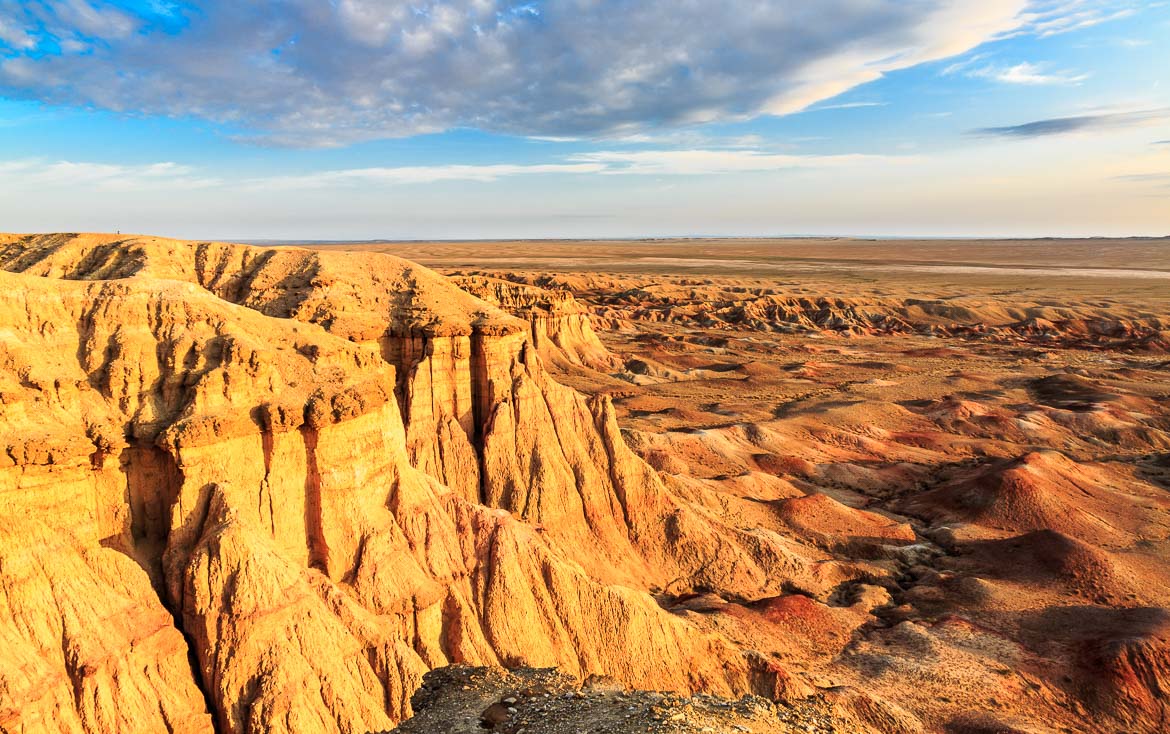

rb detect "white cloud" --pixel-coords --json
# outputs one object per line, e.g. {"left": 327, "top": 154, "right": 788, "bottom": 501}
{"left": 4, "top": 140, "right": 1168, "bottom": 240}
{"left": 1019, "top": 1, "right": 1139, "bottom": 37}
{"left": 251, "top": 162, "right": 607, "bottom": 189}
{"left": 971, "top": 61, "right": 1089, "bottom": 85}
{"left": 0, "top": 159, "right": 223, "bottom": 190}
{"left": 251, "top": 149, "right": 899, "bottom": 187}
{"left": 809, "top": 102, "right": 888, "bottom": 111}
{"left": 0, "top": 0, "right": 1037, "bottom": 146}
{"left": 941, "top": 53, "right": 991, "bottom": 76}
{"left": 0, "top": 149, "right": 905, "bottom": 196}
{"left": 598, "top": 131, "right": 768, "bottom": 149}
{"left": 569, "top": 149, "right": 900, "bottom": 176}
{"left": 0, "top": 16, "right": 36, "bottom": 49}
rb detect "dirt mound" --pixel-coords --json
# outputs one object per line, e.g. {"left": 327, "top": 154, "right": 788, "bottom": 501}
{"left": 776, "top": 493, "right": 917, "bottom": 553}
{"left": 905, "top": 451, "right": 1137, "bottom": 544}
{"left": 1019, "top": 606, "right": 1170, "bottom": 729}
{"left": 1080, "top": 609, "right": 1170, "bottom": 727}
{"left": 963, "top": 530, "right": 1133, "bottom": 602}
{"left": 1028, "top": 373, "right": 1123, "bottom": 411}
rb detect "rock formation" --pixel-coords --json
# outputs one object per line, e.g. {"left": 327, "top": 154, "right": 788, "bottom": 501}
{"left": 467, "top": 271, "right": 1170, "bottom": 352}
{"left": 0, "top": 234, "right": 824, "bottom": 733}
{"left": 450, "top": 275, "right": 617, "bottom": 371}
{"left": 387, "top": 241, "right": 1170, "bottom": 734}
{"left": 5, "top": 233, "right": 1170, "bottom": 734}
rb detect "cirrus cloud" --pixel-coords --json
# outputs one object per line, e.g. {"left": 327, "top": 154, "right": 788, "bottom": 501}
{"left": 0, "top": 147, "right": 903, "bottom": 195}
{"left": 0, "top": 158, "right": 223, "bottom": 190}
{"left": 969, "top": 61, "right": 1089, "bottom": 85}
{"left": 567, "top": 149, "right": 899, "bottom": 176}
{"left": 973, "top": 108, "right": 1170, "bottom": 138}
{"left": 0, "top": 0, "right": 1039, "bottom": 146}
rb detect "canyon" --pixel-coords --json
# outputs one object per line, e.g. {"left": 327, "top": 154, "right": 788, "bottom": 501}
{"left": 2, "top": 233, "right": 1169, "bottom": 734}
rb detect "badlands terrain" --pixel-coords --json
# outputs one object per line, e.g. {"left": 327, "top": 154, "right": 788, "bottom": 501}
{"left": 1, "top": 234, "right": 1169, "bottom": 734}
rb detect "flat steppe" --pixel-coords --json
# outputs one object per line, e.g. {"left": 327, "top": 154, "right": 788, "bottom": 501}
{"left": 296, "top": 235, "right": 1170, "bottom": 286}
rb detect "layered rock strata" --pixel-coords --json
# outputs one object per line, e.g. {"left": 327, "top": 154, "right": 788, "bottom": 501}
{"left": 0, "top": 234, "right": 823, "bottom": 733}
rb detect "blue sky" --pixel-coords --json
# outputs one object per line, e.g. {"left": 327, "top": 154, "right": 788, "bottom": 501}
{"left": 0, "top": 0, "right": 1168, "bottom": 239}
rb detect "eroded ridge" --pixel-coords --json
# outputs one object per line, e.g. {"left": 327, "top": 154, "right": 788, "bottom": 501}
{"left": 0, "top": 234, "right": 832, "bottom": 734}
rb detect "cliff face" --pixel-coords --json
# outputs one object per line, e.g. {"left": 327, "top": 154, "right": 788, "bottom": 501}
{"left": 450, "top": 275, "right": 618, "bottom": 370}
{"left": 0, "top": 234, "right": 815, "bottom": 734}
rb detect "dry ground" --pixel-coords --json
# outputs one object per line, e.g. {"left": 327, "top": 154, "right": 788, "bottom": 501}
{"left": 293, "top": 238, "right": 1170, "bottom": 734}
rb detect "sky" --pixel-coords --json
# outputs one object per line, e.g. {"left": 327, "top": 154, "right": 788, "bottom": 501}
{"left": 0, "top": 0, "right": 1168, "bottom": 240}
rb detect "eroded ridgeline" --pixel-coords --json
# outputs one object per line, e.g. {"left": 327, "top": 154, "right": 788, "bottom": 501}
{"left": 0, "top": 234, "right": 800, "bottom": 734}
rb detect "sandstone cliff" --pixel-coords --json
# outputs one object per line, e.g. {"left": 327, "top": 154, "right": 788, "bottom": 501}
{"left": 449, "top": 274, "right": 618, "bottom": 371}
{"left": 0, "top": 234, "right": 847, "bottom": 733}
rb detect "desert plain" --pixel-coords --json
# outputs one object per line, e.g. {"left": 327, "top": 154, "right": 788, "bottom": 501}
{"left": 1, "top": 233, "right": 1169, "bottom": 734}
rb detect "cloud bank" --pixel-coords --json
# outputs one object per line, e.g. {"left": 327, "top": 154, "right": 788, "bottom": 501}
{"left": 2, "top": 148, "right": 900, "bottom": 193}
{"left": 0, "top": 0, "right": 1034, "bottom": 146}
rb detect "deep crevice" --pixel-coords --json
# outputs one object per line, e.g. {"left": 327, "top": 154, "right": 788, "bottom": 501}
{"left": 96, "top": 444, "right": 224, "bottom": 733}
{"left": 301, "top": 425, "right": 329, "bottom": 574}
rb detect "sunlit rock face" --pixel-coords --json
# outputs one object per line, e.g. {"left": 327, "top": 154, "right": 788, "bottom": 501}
{"left": 0, "top": 234, "right": 807, "bottom": 734}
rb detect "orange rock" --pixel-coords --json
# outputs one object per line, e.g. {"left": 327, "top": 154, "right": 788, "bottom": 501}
{"left": 0, "top": 234, "right": 808, "bottom": 732}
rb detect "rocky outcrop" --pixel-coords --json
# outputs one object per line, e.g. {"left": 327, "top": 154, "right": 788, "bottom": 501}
{"left": 385, "top": 665, "right": 791, "bottom": 734}
{"left": 0, "top": 234, "right": 819, "bottom": 733}
{"left": 450, "top": 275, "right": 617, "bottom": 370}
{"left": 477, "top": 271, "right": 1170, "bottom": 351}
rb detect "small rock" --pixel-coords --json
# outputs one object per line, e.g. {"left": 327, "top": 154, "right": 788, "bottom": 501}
{"left": 479, "top": 702, "right": 511, "bottom": 728}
